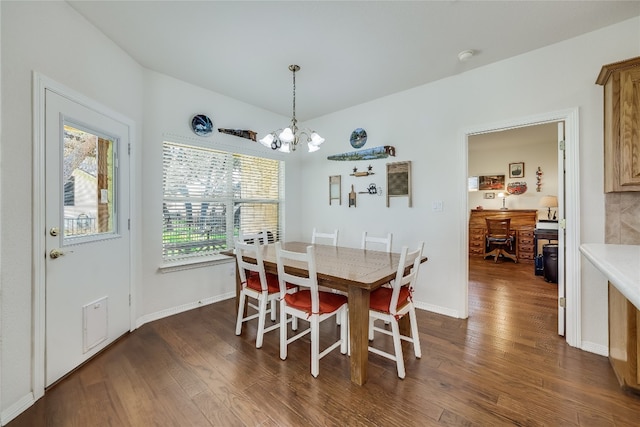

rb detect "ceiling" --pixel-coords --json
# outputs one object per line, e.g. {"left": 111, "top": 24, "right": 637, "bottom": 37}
{"left": 67, "top": 1, "right": 640, "bottom": 121}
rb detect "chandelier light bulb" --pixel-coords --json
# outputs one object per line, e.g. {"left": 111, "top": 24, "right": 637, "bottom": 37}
{"left": 259, "top": 134, "right": 274, "bottom": 147}
{"left": 279, "top": 141, "right": 291, "bottom": 153}
{"left": 308, "top": 142, "right": 321, "bottom": 153}
{"left": 279, "top": 127, "right": 294, "bottom": 143}
{"left": 310, "top": 132, "right": 325, "bottom": 146}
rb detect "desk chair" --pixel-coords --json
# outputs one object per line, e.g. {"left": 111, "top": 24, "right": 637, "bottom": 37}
{"left": 361, "top": 231, "right": 392, "bottom": 253}
{"left": 368, "top": 242, "right": 424, "bottom": 379}
{"left": 311, "top": 228, "right": 338, "bottom": 246}
{"left": 275, "top": 242, "right": 348, "bottom": 377}
{"left": 484, "top": 218, "right": 517, "bottom": 263}
{"left": 235, "top": 240, "right": 297, "bottom": 348}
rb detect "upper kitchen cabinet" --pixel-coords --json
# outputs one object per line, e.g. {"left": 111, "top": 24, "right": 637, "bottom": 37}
{"left": 596, "top": 57, "right": 640, "bottom": 192}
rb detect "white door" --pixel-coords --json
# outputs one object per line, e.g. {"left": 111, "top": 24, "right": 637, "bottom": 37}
{"left": 45, "top": 89, "right": 131, "bottom": 386}
{"left": 557, "top": 121, "right": 566, "bottom": 336}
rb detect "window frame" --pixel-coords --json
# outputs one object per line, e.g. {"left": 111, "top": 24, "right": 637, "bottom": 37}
{"left": 160, "top": 138, "right": 284, "bottom": 268}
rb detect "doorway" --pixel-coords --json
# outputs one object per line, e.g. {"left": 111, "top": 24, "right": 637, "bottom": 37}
{"left": 462, "top": 109, "right": 581, "bottom": 348}
{"left": 33, "top": 74, "right": 135, "bottom": 396}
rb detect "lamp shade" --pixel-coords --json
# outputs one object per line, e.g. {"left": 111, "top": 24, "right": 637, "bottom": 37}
{"left": 540, "top": 195, "right": 558, "bottom": 207}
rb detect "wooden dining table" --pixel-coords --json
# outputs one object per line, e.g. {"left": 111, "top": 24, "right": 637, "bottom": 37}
{"left": 232, "top": 241, "right": 427, "bottom": 385}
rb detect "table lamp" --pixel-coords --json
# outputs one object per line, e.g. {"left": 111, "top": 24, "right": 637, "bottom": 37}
{"left": 540, "top": 195, "right": 558, "bottom": 220}
{"left": 497, "top": 192, "right": 509, "bottom": 210}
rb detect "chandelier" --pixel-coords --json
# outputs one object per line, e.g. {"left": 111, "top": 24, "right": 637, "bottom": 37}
{"left": 259, "top": 65, "right": 325, "bottom": 153}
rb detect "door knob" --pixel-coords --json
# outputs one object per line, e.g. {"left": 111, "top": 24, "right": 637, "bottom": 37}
{"left": 49, "top": 249, "right": 70, "bottom": 259}
{"left": 49, "top": 227, "right": 59, "bottom": 237}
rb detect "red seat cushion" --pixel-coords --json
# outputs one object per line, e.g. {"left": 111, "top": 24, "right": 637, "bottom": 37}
{"left": 369, "top": 286, "right": 411, "bottom": 314}
{"left": 284, "top": 289, "right": 347, "bottom": 315}
{"left": 245, "top": 271, "right": 280, "bottom": 294}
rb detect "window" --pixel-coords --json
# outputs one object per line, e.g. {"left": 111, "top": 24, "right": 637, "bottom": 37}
{"left": 162, "top": 141, "right": 283, "bottom": 261}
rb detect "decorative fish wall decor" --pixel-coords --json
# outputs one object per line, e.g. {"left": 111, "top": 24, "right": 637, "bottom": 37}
{"left": 218, "top": 128, "right": 257, "bottom": 142}
{"left": 327, "top": 145, "right": 396, "bottom": 161}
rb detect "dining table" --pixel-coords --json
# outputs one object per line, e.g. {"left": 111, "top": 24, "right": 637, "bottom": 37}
{"left": 232, "top": 241, "right": 427, "bottom": 385}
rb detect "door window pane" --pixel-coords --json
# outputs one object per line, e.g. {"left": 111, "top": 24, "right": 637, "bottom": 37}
{"left": 63, "top": 123, "right": 117, "bottom": 240}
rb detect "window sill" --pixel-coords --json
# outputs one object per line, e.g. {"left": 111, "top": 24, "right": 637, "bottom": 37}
{"left": 158, "top": 253, "right": 235, "bottom": 274}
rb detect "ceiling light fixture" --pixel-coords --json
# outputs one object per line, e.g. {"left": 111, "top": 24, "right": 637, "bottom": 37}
{"left": 458, "top": 49, "right": 474, "bottom": 62}
{"left": 259, "top": 64, "right": 325, "bottom": 153}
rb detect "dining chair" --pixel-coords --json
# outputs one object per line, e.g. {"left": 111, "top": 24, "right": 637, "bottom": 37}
{"left": 275, "top": 242, "right": 348, "bottom": 377}
{"left": 361, "top": 231, "right": 392, "bottom": 253}
{"left": 235, "top": 239, "right": 297, "bottom": 348}
{"left": 238, "top": 229, "right": 269, "bottom": 245}
{"left": 311, "top": 228, "right": 339, "bottom": 246}
{"left": 483, "top": 217, "right": 517, "bottom": 263}
{"left": 368, "top": 241, "right": 424, "bottom": 379}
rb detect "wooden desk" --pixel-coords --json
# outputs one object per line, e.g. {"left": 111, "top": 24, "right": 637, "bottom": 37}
{"left": 469, "top": 209, "right": 537, "bottom": 262}
{"left": 233, "top": 241, "right": 427, "bottom": 385}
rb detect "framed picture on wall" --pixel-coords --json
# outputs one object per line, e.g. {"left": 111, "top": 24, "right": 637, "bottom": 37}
{"left": 484, "top": 192, "right": 495, "bottom": 199}
{"left": 478, "top": 175, "right": 505, "bottom": 190}
{"left": 509, "top": 162, "right": 525, "bottom": 178}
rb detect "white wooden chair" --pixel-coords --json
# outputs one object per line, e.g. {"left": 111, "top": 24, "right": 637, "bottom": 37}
{"left": 234, "top": 240, "right": 296, "bottom": 348}
{"left": 368, "top": 242, "right": 424, "bottom": 379}
{"left": 361, "top": 231, "right": 392, "bottom": 253}
{"left": 275, "top": 242, "right": 348, "bottom": 377}
{"left": 238, "top": 229, "right": 269, "bottom": 245}
{"left": 311, "top": 228, "right": 338, "bottom": 246}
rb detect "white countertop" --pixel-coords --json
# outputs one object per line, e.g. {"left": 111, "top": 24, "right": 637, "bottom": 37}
{"left": 580, "top": 243, "right": 640, "bottom": 309}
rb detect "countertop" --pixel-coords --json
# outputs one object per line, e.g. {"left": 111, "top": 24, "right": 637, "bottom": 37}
{"left": 580, "top": 243, "right": 640, "bottom": 309}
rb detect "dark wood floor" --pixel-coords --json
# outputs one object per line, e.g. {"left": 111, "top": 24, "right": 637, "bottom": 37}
{"left": 9, "top": 257, "right": 640, "bottom": 426}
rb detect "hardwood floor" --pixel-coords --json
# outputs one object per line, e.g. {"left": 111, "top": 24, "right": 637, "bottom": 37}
{"left": 9, "top": 258, "right": 640, "bottom": 426}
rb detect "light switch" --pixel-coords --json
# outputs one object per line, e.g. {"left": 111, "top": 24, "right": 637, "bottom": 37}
{"left": 432, "top": 200, "right": 443, "bottom": 212}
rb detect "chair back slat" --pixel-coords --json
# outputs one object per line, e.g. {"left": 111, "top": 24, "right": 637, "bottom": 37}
{"left": 235, "top": 239, "right": 269, "bottom": 292}
{"left": 238, "top": 229, "right": 269, "bottom": 245}
{"left": 311, "top": 228, "right": 338, "bottom": 246}
{"left": 389, "top": 242, "right": 424, "bottom": 315}
{"left": 485, "top": 218, "right": 511, "bottom": 239}
{"left": 275, "top": 242, "right": 320, "bottom": 313}
{"left": 361, "top": 231, "right": 392, "bottom": 253}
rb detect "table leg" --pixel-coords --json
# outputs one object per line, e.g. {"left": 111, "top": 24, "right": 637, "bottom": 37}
{"left": 348, "top": 286, "right": 370, "bottom": 385}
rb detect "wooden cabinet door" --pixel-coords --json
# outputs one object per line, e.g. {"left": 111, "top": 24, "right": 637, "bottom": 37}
{"left": 620, "top": 67, "right": 640, "bottom": 187}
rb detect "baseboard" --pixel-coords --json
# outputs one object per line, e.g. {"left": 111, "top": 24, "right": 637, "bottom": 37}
{"left": 1, "top": 392, "right": 35, "bottom": 426}
{"left": 581, "top": 340, "right": 608, "bottom": 357}
{"left": 414, "top": 300, "right": 461, "bottom": 319}
{"left": 135, "top": 292, "right": 235, "bottom": 329}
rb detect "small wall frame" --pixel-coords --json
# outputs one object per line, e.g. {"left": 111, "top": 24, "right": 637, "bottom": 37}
{"left": 386, "top": 161, "right": 412, "bottom": 207}
{"left": 329, "top": 175, "right": 341, "bottom": 205}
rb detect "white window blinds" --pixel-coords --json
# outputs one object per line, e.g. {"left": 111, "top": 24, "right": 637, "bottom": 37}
{"left": 162, "top": 141, "right": 283, "bottom": 261}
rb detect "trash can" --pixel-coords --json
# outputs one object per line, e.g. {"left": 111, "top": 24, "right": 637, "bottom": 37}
{"left": 543, "top": 244, "right": 558, "bottom": 283}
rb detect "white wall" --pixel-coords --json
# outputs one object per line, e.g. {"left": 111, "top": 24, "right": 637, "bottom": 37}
{"left": 468, "top": 138, "right": 558, "bottom": 214}
{"left": 1, "top": 1, "right": 144, "bottom": 420}
{"left": 301, "top": 18, "right": 640, "bottom": 344}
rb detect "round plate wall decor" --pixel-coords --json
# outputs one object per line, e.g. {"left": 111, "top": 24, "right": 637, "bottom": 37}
{"left": 191, "top": 114, "right": 214, "bottom": 136}
{"left": 350, "top": 128, "right": 367, "bottom": 149}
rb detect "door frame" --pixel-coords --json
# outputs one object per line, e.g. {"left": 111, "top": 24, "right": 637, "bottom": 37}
{"left": 32, "top": 73, "right": 137, "bottom": 399}
{"left": 461, "top": 107, "right": 581, "bottom": 348}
